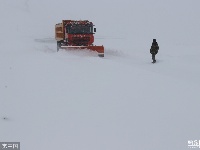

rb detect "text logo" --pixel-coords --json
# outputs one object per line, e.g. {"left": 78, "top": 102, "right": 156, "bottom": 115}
{"left": 0, "top": 142, "right": 20, "bottom": 150}
{"left": 188, "top": 140, "right": 200, "bottom": 149}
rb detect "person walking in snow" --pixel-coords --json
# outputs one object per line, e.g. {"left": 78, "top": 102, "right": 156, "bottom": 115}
{"left": 150, "top": 39, "right": 159, "bottom": 63}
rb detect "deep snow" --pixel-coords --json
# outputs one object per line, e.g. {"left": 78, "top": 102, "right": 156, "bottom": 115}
{"left": 1, "top": 0, "right": 200, "bottom": 150}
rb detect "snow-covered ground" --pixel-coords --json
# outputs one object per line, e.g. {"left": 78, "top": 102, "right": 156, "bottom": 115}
{"left": 1, "top": 0, "right": 200, "bottom": 150}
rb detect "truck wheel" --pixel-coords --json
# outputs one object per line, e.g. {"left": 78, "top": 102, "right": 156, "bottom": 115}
{"left": 57, "top": 41, "right": 60, "bottom": 52}
{"left": 98, "top": 53, "right": 104, "bottom": 57}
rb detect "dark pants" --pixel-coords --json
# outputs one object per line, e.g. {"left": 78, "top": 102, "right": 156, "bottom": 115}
{"left": 152, "top": 53, "right": 156, "bottom": 62}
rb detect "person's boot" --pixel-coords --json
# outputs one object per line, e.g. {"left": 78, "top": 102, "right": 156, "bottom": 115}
{"left": 152, "top": 59, "right": 156, "bottom": 63}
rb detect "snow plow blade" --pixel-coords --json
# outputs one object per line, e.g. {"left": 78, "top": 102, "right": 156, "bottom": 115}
{"left": 60, "top": 45, "right": 104, "bottom": 57}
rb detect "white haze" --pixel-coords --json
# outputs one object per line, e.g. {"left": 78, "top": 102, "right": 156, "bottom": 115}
{"left": 0, "top": 0, "right": 200, "bottom": 150}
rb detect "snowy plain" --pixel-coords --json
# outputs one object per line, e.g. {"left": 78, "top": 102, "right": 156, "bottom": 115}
{"left": 0, "top": 0, "right": 200, "bottom": 150}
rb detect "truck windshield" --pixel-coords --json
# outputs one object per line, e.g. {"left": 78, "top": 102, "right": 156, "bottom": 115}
{"left": 67, "top": 25, "right": 93, "bottom": 34}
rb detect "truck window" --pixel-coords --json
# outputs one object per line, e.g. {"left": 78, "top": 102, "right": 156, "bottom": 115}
{"left": 66, "top": 25, "right": 93, "bottom": 34}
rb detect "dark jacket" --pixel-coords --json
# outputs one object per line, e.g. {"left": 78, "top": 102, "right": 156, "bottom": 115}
{"left": 150, "top": 42, "right": 159, "bottom": 54}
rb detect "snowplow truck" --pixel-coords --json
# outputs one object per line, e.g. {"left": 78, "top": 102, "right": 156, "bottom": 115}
{"left": 55, "top": 20, "right": 104, "bottom": 57}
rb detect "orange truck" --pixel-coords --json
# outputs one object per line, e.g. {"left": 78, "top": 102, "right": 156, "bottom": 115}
{"left": 55, "top": 20, "right": 104, "bottom": 57}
